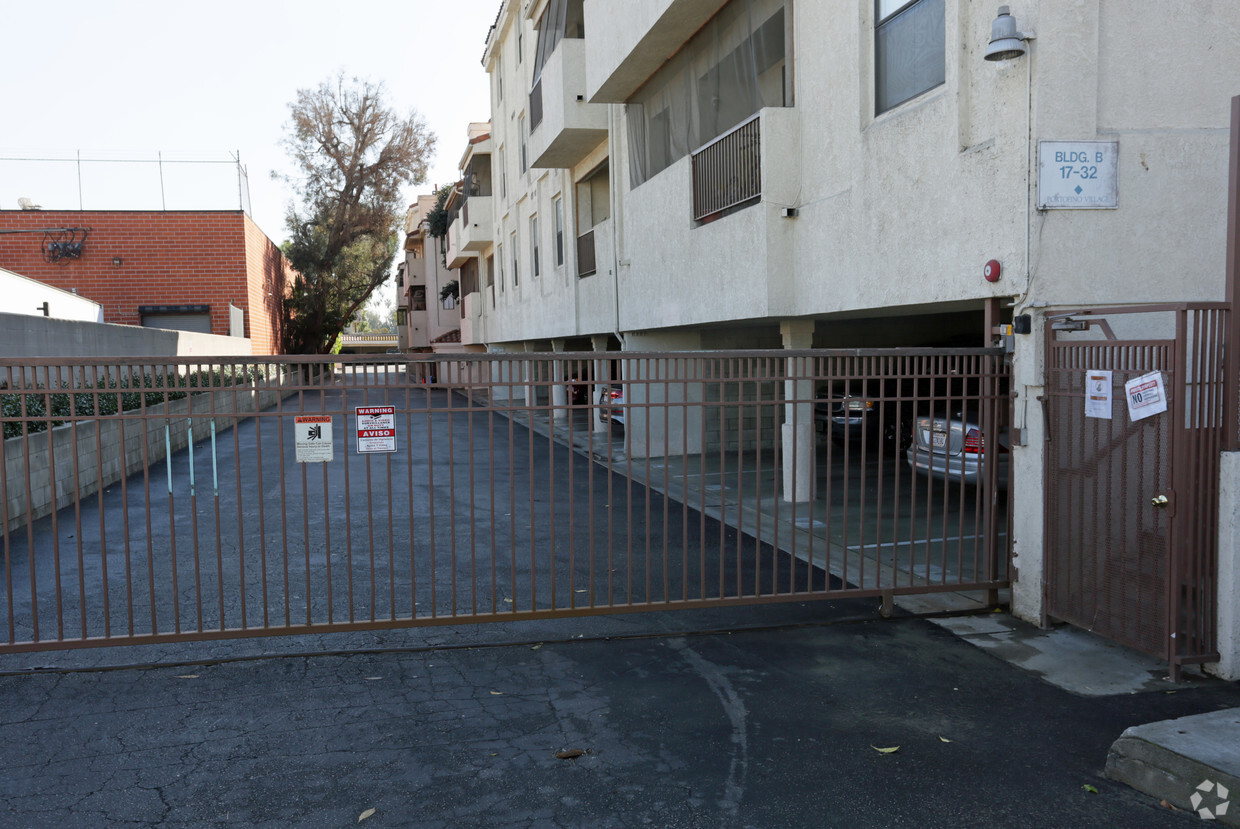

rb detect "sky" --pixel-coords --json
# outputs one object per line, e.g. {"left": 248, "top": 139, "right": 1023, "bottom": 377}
{"left": 0, "top": 0, "right": 498, "bottom": 260}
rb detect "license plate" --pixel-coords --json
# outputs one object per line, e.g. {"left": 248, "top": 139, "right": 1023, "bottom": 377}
{"left": 931, "top": 431, "right": 947, "bottom": 450}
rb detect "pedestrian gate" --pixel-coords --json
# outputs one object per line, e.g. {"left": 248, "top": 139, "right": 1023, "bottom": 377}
{"left": 1043, "top": 304, "right": 1227, "bottom": 676}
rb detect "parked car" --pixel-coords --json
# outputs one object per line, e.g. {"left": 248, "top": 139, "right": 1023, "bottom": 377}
{"left": 906, "top": 410, "right": 1010, "bottom": 487}
{"left": 567, "top": 375, "right": 590, "bottom": 405}
{"left": 815, "top": 380, "right": 914, "bottom": 454}
{"left": 598, "top": 385, "right": 624, "bottom": 427}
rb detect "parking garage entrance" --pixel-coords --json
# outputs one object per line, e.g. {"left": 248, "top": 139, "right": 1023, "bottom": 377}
{"left": 0, "top": 349, "right": 1010, "bottom": 654}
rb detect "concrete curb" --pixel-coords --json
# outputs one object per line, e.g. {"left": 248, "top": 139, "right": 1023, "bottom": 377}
{"left": 1106, "top": 708, "right": 1240, "bottom": 825}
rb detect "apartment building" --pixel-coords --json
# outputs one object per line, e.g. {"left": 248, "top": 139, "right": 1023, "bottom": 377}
{"left": 396, "top": 192, "right": 464, "bottom": 353}
{"left": 457, "top": 0, "right": 1240, "bottom": 672}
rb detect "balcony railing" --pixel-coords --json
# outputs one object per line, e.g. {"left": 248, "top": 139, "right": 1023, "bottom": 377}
{"left": 530, "top": 79, "right": 544, "bottom": 131}
{"left": 690, "top": 114, "right": 761, "bottom": 222}
{"left": 576, "top": 229, "right": 596, "bottom": 277}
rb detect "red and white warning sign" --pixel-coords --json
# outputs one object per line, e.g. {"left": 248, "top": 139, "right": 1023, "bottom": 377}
{"left": 1124, "top": 371, "right": 1168, "bottom": 422}
{"left": 294, "top": 415, "right": 334, "bottom": 463}
{"left": 355, "top": 405, "right": 397, "bottom": 453}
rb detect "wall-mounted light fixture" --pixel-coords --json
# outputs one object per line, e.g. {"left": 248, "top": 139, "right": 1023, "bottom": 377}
{"left": 112, "top": 256, "right": 123, "bottom": 268}
{"left": 984, "top": 6, "right": 1035, "bottom": 61}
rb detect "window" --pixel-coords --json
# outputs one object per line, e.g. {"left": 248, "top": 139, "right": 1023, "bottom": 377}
{"left": 519, "top": 115, "right": 528, "bottom": 173}
{"left": 875, "top": 0, "right": 945, "bottom": 115}
{"left": 553, "top": 197, "right": 564, "bottom": 267}
{"left": 530, "top": 215, "right": 540, "bottom": 278}
{"left": 575, "top": 161, "right": 609, "bottom": 278}
{"left": 511, "top": 230, "right": 519, "bottom": 287}
{"left": 486, "top": 253, "right": 496, "bottom": 305}
{"left": 497, "top": 243, "right": 504, "bottom": 290}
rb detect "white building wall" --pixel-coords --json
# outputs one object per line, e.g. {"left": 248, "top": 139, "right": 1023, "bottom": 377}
{"left": 1, "top": 267, "right": 104, "bottom": 322}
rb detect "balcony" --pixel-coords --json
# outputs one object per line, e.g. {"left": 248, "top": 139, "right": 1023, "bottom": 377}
{"left": 445, "top": 217, "right": 474, "bottom": 269}
{"left": 584, "top": 0, "right": 728, "bottom": 102}
{"left": 528, "top": 38, "right": 608, "bottom": 169}
{"left": 461, "top": 292, "right": 483, "bottom": 346}
{"left": 458, "top": 195, "right": 494, "bottom": 251}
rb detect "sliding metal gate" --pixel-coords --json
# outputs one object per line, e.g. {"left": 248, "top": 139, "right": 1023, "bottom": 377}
{"left": 1044, "top": 305, "right": 1227, "bottom": 676}
{"left": 0, "top": 350, "right": 1010, "bottom": 653}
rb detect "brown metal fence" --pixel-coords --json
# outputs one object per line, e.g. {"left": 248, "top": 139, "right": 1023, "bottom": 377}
{"left": 0, "top": 349, "right": 1010, "bottom": 653}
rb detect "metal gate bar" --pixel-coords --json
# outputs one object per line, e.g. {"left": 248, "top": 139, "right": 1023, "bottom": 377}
{"left": 0, "top": 350, "right": 1011, "bottom": 653}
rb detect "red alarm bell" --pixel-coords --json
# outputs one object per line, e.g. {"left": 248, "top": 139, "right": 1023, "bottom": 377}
{"left": 983, "top": 259, "right": 1001, "bottom": 283}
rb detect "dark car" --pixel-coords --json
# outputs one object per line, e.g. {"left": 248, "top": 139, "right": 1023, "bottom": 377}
{"left": 815, "top": 380, "right": 914, "bottom": 453}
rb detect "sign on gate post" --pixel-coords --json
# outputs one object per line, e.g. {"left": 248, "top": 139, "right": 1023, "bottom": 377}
{"left": 355, "top": 405, "right": 397, "bottom": 453}
{"left": 294, "top": 415, "right": 334, "bottom": 463}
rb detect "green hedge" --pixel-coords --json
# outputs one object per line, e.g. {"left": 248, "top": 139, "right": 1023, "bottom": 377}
{"left": 2, "top": 367, "right": 267, "bottom": 440}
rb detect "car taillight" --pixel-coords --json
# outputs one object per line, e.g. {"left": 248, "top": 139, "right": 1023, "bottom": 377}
{"left": 609, "top": 390, "right": 622, "bottom": 402}
{"left": 963, "top": 428, "right": 984, "bottom": 454}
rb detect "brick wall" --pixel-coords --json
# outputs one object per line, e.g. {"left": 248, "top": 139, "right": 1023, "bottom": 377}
{"left": 0, "top": 211, "right": 291, "bottom": 354}
{"left": 242, "top": 214, "right": 294, "bottom": 354}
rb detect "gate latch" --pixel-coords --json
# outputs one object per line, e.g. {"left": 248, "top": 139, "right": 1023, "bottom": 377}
{"left": 1151, "top": 494, "right": 1169, "bottom": 508}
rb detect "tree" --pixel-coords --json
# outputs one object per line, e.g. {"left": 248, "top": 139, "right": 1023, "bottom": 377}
{"left": 277, "top": 75, "right": 435, "bottom": 354}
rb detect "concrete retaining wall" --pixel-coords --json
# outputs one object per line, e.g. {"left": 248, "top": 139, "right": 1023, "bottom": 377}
{"left": 3, "top": 384, "right": 287, "bottom": 534}
{"left": 0, "top": 312, "right": 252, "bottom": 359}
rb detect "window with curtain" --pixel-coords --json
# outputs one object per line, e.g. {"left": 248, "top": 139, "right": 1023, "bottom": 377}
{"left": 530, "top": 215, "right": 540, "bottom": 278}
{"left": 626, "top": 0, "right": 789, "bottom": 189}
{"left": 532, "top": 0, "right": 585, "bottom": 87}
{"left": 553, "top": 197, "right": 564, "bottom": 267}
{"left": 875, "top": 0, "right": 945, "bottom": 115}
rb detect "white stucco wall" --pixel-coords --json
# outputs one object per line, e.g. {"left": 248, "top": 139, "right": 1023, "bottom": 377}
{"left": 1, "top": 267, "right": 104, "bottom": 322}
{"left": 1212, "top": 451, "right": 1240, "bottom": 681}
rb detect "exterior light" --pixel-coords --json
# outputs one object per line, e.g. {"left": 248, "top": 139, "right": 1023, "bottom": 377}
{"left": 112, "top": 256, "right": 123, "bottom": 267}
{"left": 985, "top": 6, "right": 1033, "bottom": 61}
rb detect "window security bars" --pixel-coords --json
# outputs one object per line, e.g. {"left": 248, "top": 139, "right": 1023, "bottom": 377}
{"left": 691, "top": 114, "right": 762, "bottom": 221}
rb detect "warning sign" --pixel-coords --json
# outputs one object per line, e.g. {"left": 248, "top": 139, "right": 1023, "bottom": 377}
{"left": 355, "top": 406, "right": 397, "bottom": 453}
{"left": 1124, "top": 371, "right": 1168, "bottom": 422}
{"left": 295, "top": 415, "right": 334, "bottom": 463}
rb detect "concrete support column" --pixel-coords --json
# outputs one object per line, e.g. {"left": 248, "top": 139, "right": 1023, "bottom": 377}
{"left": 591, "top": 334, "right": 610, "bottom": 433}
{"left": 1209, "top": 450, "right": 1240, "bottom": 681}
{"left": 523, "top": 341, "right": 538, "bottom": 408}
{"left": 486, "top": 344, "right": 512, "bottom": 403}
{"left": 781, "top": 320, "right": 815, "bottom": 503}
{"left": 1009, "top": 319, "right": 1047, "bottom": 628}
{"left": 551, "top": 339, "right": 568, "bottom": 422}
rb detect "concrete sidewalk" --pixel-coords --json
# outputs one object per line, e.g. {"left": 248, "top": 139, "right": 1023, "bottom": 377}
{"left": 1, "top": 607, "right": 1238, "bottom": 828}
{"left": 931, "top": 612, "right": 1240, "bottom": 824}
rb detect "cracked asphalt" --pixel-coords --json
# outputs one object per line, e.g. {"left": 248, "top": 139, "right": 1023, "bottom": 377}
{"left": 3, "top": 609, "right": 1240, "bottom": 828}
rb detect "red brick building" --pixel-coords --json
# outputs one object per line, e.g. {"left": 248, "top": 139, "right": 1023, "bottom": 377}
{"left": 0, "top": 210, "right": 294, "bottom": 354}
